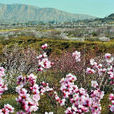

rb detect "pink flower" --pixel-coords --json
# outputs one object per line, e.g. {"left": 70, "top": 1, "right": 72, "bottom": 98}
{"left": 39, "top": 58, "right": 52, "bottom": 69}
{"left": 109, "top": 93, "right": 114, "bottom": 112}
{"left": 0, "top": 67, "right": 5, "bottom": 77}
{"left": 86, "top": 68, "right": 95, "bottom": 74}
{"left": 4, "top": 104, "right": 14, "bottom": 113}
{"left": 28, "top": 74, "right": 37, "bottom": 85}
{"left": 0, "top": 104, "right": 14, "bottom": 114}
{"left": 72, "top": 51, "right": 81, "bottom": 62}
{"left": 90, "top": 59, "right": 97, "bottom": 67}
{"left": 109, "top": 105, "right": 114, "bottom": 112}
{"left": 105, "top": 53, "right": 114, "bottom": 63}
{"left": 41, "top": 43, "right": 48, "bottom": 49}
{"left": 37, "top": 67, "right": 44, "bottom": 72}
{"left": 109, "top": 94, "right": 114, "bottom": 101}
{"left": 17, "top": 75, "right": 26, "bottom": 85}
{"left": 105, "top": 53, "right": 111, "bottom": 59}
{"left": 0, "top": 109, "right": 3, "bottom": 114}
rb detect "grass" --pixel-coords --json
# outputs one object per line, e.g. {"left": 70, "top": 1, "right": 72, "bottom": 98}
{"left": 0, "top": 94, "right": 21, "bottom": 113}
{"left": 101, "top": 94, "right": 112, "bottom": 114}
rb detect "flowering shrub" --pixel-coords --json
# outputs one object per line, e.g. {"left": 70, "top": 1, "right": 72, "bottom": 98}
{"left": 86, "top": 53, "right": 114, "bottom": 90}
{"left": 37, "top": 43, "right": 53, "bottom": 71}
{"left": 90, "top": 82, "right": 104, "bottom": 114}
{"left": 0, "top": 67, "right": 7, "bottom": 97}
{"left": 52, "top": 73, "right": 104, "bottom": 114}
{"left": 15, "top": 44, "right": 54, "bottom": 113}
{"left": 0, "top": 67, "right": 14, "bottom": 114}
{"left": 0, "top": 43, "right": 113, "bottom": 114}
{"left": 16, "top": 74, "right": 53, "bottom": 113}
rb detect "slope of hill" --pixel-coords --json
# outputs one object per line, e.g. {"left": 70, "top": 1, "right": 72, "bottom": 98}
{"left": 107, "top": 13, "right": 114, "bottom": 18}
{"left": 104, "top": 13, "right": 114, "bottom": 23}
{"left": 93, "top": 13, "right": 114, "bottom": 23}
{"left": 0, "top": 4, "right": 95, "bottom": 23}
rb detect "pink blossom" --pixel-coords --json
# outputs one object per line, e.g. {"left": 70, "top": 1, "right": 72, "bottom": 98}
{"left": 86, "top": 68, "right": 95, "bottom": 74}
{"left": 0, "top": 104, "right": 14, "bottom": 114}
{"left": 109, "top": 105, "right": 114, "bottom": 112}
{"left": 90, "top": 59, "right": 97, "bottom": 67}
{"left": 105, "top": 53, "right": 112, "bottom": 59}
{"left": 105, "top": 53, "right": 114, "bottom": 63}
{"left": 0, "top": 67, "right": 5, "bottom": 77}
{"left": 72, "top": 51, "right": 81, "bottom": 62}
{"left": 39, "top": 58, "right": 52, "bottom": 69}
{"left": 41, "top": 43, "right": 48, "bottom": 49}
{"left": 109, "top": 93, "right": 114, "bottom": 112}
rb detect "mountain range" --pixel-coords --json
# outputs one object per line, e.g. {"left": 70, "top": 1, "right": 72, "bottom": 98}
{"left": 0, "top": 4, "right": 96, "bottom": 23}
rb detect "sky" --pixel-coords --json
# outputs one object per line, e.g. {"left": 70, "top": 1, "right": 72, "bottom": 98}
{"left": 0, "top": 0, "right": 114, "bottom": 18}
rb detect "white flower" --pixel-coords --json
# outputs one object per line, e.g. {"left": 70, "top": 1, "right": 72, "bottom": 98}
{"left": 91, "top": 81, "right": 98, "bottom": 88}
{"left": 90, "top": 59, "right": 95, "bottom": 66}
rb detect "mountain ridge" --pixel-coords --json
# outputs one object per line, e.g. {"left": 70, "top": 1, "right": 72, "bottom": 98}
{"left": 0, "top": 3, "right": 96, "bottom": 23}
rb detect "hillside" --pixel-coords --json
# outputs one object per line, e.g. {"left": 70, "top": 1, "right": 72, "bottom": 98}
{"left": 93, "top": 13, "right": 114, "bottom": 23}
{"left": 0, "top": 4, "right": 95, "bottom": 23}
{"left": 107, "top": 13, "right": 114, "bottom": 18}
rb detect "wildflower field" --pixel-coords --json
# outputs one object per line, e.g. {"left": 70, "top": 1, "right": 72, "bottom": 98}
{"left": 0, "top": 37, "right": 114, "bottom": 114}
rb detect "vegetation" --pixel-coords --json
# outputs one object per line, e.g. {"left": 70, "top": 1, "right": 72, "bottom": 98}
{"left": 0, "top": 36, "right": 113, "bottom": 113}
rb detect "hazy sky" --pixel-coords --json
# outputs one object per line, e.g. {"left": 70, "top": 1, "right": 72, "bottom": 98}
{"left": 0, "top": 0, "right": 114, "bottom": 17}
